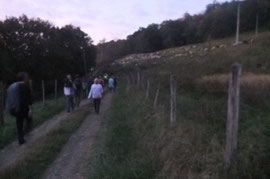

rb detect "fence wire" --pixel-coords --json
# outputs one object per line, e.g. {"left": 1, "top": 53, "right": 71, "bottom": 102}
{"left": 0, "top": 79, "right": 67, "bottom": 124}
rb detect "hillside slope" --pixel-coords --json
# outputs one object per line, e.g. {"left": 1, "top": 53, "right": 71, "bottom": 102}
{"left": 110, "top": 31, "right": 270, "bottom": 179}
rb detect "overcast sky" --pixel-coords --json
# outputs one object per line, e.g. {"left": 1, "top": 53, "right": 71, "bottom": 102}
{"left": 0, "top": 0, "right": 228, "bottom": 44}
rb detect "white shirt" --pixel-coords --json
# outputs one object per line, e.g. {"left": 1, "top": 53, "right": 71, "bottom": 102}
{"left": 64, "top": 85, "right": 76, "bottom": 96}
{"left": 88, "top": 84, "right": 103, "bottom": 99}
{"left": 64, "top": 87, "right": 71, "bottom": 96}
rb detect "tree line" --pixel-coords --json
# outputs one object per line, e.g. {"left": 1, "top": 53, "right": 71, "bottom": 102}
{"left": 0, "top": 15, "right": 96, "bottom": 84}
{"left": 1, "top": 0, "right": 269, "bottom": 84}
{"left": 97, "top": 0, "right": 270, "bottom": 63}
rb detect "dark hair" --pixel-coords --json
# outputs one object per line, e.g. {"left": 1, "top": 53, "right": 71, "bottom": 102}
{"left": 17, "top": 72, "right": 28, "bottom": 81}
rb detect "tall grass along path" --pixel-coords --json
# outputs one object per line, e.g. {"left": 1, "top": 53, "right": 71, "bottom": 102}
{"left": 41, "top": 93, "right": 112, "bottom": 179}
{"left": 0, "top": 99, "right": 90, "bottom": 172}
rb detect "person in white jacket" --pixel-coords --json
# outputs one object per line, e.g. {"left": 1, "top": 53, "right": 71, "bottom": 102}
{"left": 88, "top": 78, "right": 103, "bottom": 114}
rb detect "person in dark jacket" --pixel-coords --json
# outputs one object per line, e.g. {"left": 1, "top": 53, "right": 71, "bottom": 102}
{"left": 13, "top": 72, "right": 33, "bottom": 145}
{"left": 82, "top": 78, "right": 88, "bottom": 98}
{"left": 74, "top": 75, "right": 82, "bottom": 107}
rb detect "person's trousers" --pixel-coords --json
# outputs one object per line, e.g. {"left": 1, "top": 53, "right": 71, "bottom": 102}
{"left": 93, "top": 98, "right": 101, "bottom": 114}
{"left": 16, "top": 115, "right": 32, "bottom": 144}
{"left": 109, "top": 87, "right": 114, "bottom": 92}
{"left": 66, "top": 95, "right": 74, "bottom": 112}
{"left": 75, "top": 93, "right": 81, "bottom": 107}
{"left": 82, "top": 89, "right": 87, "bottom": 98}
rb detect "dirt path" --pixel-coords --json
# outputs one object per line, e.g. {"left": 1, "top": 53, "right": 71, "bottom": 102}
{"left": 41, "top": 93, "right": 112, "bottom": 179}
{"left": 0, "top": 99, "right": 90, "bottom": 172}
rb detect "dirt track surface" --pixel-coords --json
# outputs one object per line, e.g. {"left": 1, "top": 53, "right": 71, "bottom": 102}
{"left": 0, "top": 99, "right": 90, "bottom": 172}
{"left": 41, "top": 93, "right": 112, "bottom": 179}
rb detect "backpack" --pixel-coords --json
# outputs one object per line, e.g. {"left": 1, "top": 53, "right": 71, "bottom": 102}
{"left": 6, "top": 82, "right": 20, "bottom": 116}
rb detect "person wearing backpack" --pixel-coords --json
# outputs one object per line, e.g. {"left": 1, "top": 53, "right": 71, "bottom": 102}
{"left": 6, "top": 72, "right": 32, "bottom": 145}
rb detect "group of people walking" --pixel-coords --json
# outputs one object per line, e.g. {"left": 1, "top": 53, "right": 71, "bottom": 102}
{"left": 63, "top": 74, "right": 83, "bottom": 112}
{"left": 63, "top": 73, "right": 117, "bottom": 114}
{"left": 6, "top": 71, "right": 117, "bottom": 145}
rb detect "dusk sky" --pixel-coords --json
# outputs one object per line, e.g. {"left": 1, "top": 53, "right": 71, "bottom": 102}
{"left": 0, "top": 0, "right": 228, "bottom": 44}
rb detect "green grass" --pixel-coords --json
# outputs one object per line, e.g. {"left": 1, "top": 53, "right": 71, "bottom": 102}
{"left": 0, "top": 97, "right": 65, "bottom": 149}
{"left": 88, "top": 85, "right": 155, "bottom": 179}
{"left": 110, "top": 84, "right": 270, "bottom": 178}
{"left": 0, "top": 105, "right": 90, "bottom": 179}
{"left": 110, "top": 31, "right": 270, "bottom": 178}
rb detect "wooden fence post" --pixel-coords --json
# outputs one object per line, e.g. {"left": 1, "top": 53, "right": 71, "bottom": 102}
{"left": 0, "top": 82, "right": 4, "bottom": 124}
{"left": 145, "top": 80, "right": 150, "bottom": 100}
{"left": 153, "top": 83, "right": 160, "bottom": 108}
{"left": 29, "top": 80, "right": 33, "bottom": 101}
{"left": 224, "top": 63, "right": 242, "bottom": 171}
{"left": 137, "top": 72, "right": 141, "bottom": 87}
{"left": 235, "top": 2, "right": 241, "bottom": 45}
{"left": 55, "top": 79, "right": 58, "bottom": 101}
{"left": 126, "top": 76, "right": 131, "bottom": 93}
{"left": 29, "top": 80, "right": 33, "bottom": 90}
{"left": 42, "top": 80, "right": 45, "bottom": 106}
{"left": 170, "top": 75, "right": 177, "bottom": 123}
{"left": 129, "top": 73, "right": 134, "bottom": 85}
{"left": 140, "top": 74, "right": 144, "bottom": 89}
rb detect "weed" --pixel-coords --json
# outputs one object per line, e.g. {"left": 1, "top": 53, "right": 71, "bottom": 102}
{"left": 0, "top": 97, "right": 65, "bottom": 149}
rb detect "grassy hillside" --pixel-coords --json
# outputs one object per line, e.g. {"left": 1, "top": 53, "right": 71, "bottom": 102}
{"left": 109, "top": 32, "right": 270, "bottom": 178}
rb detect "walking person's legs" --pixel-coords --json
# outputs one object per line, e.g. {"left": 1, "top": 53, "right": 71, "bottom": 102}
{"left": 66, "top": 96, "right": 71, "bottom": 112}
{"left": 70, "top": 96, "right": 75, "bottom": 111}
{"left": 83, "top": 90, "right": 87, "bottom": 98}
{"left": 76, "top": 92, "right": 81, "bottom": 107}
{"left": 96, "top": 99, "right": 101, "bottom": 114}
{"left": 93, "top": 99, "right": 97, "bottom": 113}
{"left": 16, "top": 117, "right": 25, "bottom": 144}
{"left": 74, "top": 94, "right": 78, "bottom": 107}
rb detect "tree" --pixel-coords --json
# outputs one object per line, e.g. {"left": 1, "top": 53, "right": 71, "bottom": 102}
{"left": 96, "top": 0, "right": 270, "bottom": 64}
{"left": 0, "top": 15, "right": 96, "bottom": 84}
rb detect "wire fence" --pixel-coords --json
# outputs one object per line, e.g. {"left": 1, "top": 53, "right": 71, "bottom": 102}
{"left": 0, "top": 75, "right": 95, "bottom": 125}
{"left": 0, "top": 79, "right": 68, "bottom": 124}
{"left": 125, "top": 65, "right": 270, "bottom": 172}
{"left": 0, "top": 87, "right": 5, "bottom": 124}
